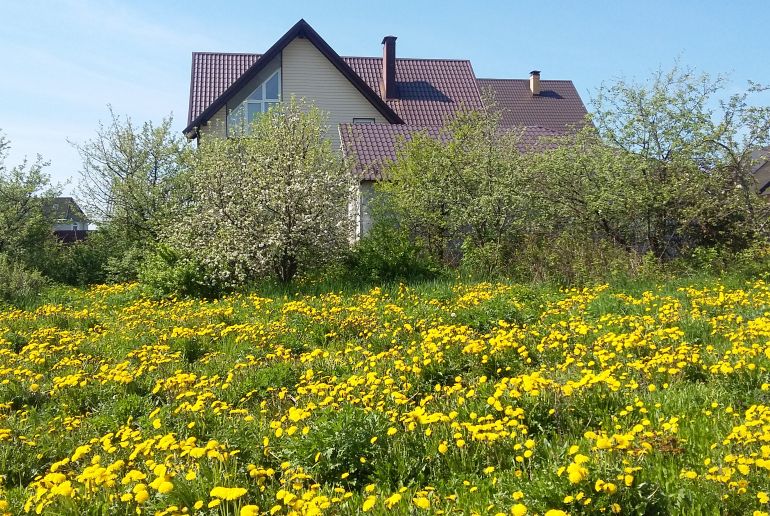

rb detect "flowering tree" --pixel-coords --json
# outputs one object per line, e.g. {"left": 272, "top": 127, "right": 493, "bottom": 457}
{"left": 170, "top": 98, "right": 355, "bottom": 285}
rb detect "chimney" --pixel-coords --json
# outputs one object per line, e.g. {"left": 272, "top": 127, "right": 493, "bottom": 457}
{"left": 381, "top": 36, "right": 397, "bottom": 99}
{"left": 529, "top": 70, "right": 541, "bottom": 96}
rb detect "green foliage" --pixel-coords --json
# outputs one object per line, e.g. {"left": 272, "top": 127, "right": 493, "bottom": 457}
{"left": 74, "top": 107, "right": 191, "bottom": 246}
{"left": 346, "top": 223, "right": 441, "bottom": 283}
{"left": 282, "top": 406, "right": 390, "bottom": 488}
{"left": 376, "top": 104, "right": 529, "bottom": 266}
{"left": 0, "top": 255, "right": 48, "bottom": 307}
{"left": 138, "top": 245, "right": 219, "bottom": 299}
{"left": 0, "top": 129, "right": 60, "bottom": 270}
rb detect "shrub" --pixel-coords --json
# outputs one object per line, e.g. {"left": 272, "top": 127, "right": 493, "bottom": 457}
{"left": 138, "top": 246, "right": 221, "bottom": 299}
{"left": 346, "top": 223, "right": 441, "bottom": 283}
{"left": 0, "top": 255, "right": 48, "bottom": 306}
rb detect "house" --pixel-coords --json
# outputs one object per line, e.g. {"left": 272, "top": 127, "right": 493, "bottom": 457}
{"left": 753, "top": 148, "right": 770, "bottom": 195}
{"left": 41, "top": 197, "right": 91, "bottom": 242}
{"left": 184, "top": 19, "right": 588, "bottom": 237}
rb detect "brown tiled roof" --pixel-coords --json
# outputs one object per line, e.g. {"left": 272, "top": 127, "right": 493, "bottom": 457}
{"left": 188, "top": 53, "right": 260, "bottom": 124}
{"left": 477, "top": 79, "right": 588, "bottom": 131}
{"left": 340, "top": 123, "right": 560, "bottom": 180}
{"left": 344, "top": 58, "right": 483, "bottom": 126}
{"left": 188, "top": 53, "right": 483, "bottom": 127}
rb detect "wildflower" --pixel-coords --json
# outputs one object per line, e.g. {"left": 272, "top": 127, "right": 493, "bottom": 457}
{"left": 210, "top": 486, "right": 248, "bottom": 500}
{"left": 241, "top": 506, "right": 259, "bottom": 516}
{"left": 362, "top": 496, "right": 377, "bottom": 512}
{"left": 385, "top": 493, "right": 402, "bottom": 508}
{"left": 511, "top": 503, "right": 527, "bottom": 516}
{"left": 413, "top": 496, "right": 431, "bottom": 509}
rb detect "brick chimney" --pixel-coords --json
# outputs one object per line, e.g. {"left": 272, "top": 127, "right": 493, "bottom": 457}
{"left": 529, "top": 70, "right": 541, "bottom": 96}
{"left": 381, "top": 36, "right": 397, "bottom": 99}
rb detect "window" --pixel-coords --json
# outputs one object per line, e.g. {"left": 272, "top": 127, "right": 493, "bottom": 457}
{"left": 228, "top": 69, "right": 281, "bottom": 134}
{"left": 353, "top": 118, "right": 375, "bottom": 124}
{"left": 72, "top": 223, "right": 78, "bottom": 231}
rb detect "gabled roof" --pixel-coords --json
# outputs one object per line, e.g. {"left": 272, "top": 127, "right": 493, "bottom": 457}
{"left": 477, "top": 78, "right": 588, "bottom": 131}
{"left": 41, "top": 197, "right": 88, "bottom": 223}
{"left": 340, "top": 123, "right": 561, "bottom": 180}
{"left": 183, "top": 19, "right": 404, "bottom": 136}
{"left": 188, "top": 53, "right": 484, "bottom": 128}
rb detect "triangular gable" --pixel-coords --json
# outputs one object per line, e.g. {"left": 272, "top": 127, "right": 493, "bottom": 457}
{"left": 184, "top": 19, "right": 403, "bottom": 137}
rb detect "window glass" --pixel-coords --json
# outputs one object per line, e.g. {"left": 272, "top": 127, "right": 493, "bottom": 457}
{"left": 248, "top": 86, "right": 263, "bottom": 101}
{"left": 247, "top": 103, "right": 262, "bottom": 123}
{"left": 265, "top": 73, "right": 280, "bottom": 100}
{"left": 265, "top": 102, "right": 278, "bottom": 112}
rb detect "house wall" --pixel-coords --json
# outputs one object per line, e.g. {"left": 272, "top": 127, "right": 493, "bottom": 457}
{"left": 756, "top": 161, "right": 770, "bottom": 195}
{"left": 199, "top": 106, "right": 227, "bottom": 139}
{"left": 282, "top": 38, "right": 385, "bottom": 148}
{"left": 358, "top": 180, "right": 376, "bottom": 239}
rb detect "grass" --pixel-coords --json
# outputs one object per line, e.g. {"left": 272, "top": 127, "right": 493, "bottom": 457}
{"left": 1, "top": 274, "right": 770, "bottom": 514}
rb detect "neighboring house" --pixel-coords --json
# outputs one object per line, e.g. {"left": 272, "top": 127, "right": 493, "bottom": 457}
{"left": 41, "top": 197, "right": 91, "bottom": 242}
{"left": 752, "top": 148, "right": 770, "bottom": 195}
{"left": 184, "top": 19, "right": 589, "bottom": 237}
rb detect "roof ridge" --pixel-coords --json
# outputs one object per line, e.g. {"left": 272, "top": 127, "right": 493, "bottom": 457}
{"left": 478, "top": 77, "right": 576, "bottom": 83}
{"left": 192, "top": 51, "right": 261, "bottom": 56}
{"left": 343, "top": 55, "right": 472, "bottom": 63}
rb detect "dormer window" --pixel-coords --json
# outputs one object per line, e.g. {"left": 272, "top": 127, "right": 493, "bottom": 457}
{"left": 228, "top": 69, "right": 281, "bottom": 134}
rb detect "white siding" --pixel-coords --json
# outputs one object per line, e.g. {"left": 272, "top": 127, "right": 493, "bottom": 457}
{"left": 282, "top": 38, "right": 384, "bottom": 148}
{"left": 199, "top": 105, "right": 227, "bottom": 139}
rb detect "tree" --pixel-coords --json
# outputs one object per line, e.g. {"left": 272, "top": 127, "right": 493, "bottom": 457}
{"left": 73, "top": 107, "right": 190, "bottom": 245}
{"left": 375, "top": 104, "right": 529, "bottom": 265}
{"left": 529, "top": 65, "right": 770, "bottom": 261}
{"left": 0, "top": 130, "right": 59, "bottom": 267}
{"left": 168, "top": 98, "right": 355, "bottom": 285}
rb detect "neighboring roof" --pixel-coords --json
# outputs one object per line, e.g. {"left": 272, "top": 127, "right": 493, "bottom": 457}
{"left": 341, "top": 123, "right": 560, "bottom": 180}
{"left": 477, "top": 78, "right": 588, "bottom": 131}
{"left": 53, "top": 229, "right": 92, "bottom": 244}
{"left": 41, "top": 197, "right": 88, "bottom": 223}
{"left": 184, "top": 19, "right": 403, "bottom": 136}
{"left": 188, "top": 53, "right": 260, "bottom": 124}
{"left": 751, "top": 147, "right": 770, "bottom": 173}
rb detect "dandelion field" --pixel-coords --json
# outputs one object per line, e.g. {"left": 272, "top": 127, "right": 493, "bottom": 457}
{"left": 2, "top": 277, "right": 770, "bottom": 515}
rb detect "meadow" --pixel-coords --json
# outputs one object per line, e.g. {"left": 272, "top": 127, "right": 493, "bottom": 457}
{"left": 1, "top": 275, "right": 770, "bottom": 515}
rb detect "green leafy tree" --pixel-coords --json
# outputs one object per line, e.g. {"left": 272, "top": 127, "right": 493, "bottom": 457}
{"left": 167, "top": 98, "right": 355, "bottom": 286}
{"left": 528, "top": 65, "right": 770, "bottom": 262}
{"left": 376, "top": 105, "right": 530, "bottom": 265}
{"left": 73, "top": 107, "right": 190, "bottom": 245}
{"left": 0, "top": 130, "right": 59, "bottom": 268}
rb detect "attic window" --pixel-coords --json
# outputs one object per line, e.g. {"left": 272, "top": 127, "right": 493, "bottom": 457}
{"left": 353, "top": 118, "right": 375, "bottom": 124}
{"left": 227, "top": 69, "right": 281, "bottom": 134}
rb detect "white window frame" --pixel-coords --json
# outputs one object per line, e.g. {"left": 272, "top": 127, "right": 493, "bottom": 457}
{"left": 228, "top": 69, "right": 281, "bottom": 135}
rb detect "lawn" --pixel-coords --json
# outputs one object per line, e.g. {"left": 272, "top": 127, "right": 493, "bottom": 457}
{"left": 2, "top": 275, "right": 770, "bottom": 515}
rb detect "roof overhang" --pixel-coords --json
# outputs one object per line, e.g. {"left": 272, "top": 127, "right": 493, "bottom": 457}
{"left": 183, "top": 19, "right": 404, "bottom": 138}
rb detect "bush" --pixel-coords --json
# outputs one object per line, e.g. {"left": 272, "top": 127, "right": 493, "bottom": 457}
{"left": 0, "top": 255, "right": 48, "bottom": 306}
{"left": 138, "top": 246, "right": 221, "bottom": 299}
{"left": 508, "top": 232, "right": 655, "bottom": 285}
{"left": 459, "top": 239, "right": 507, "bottom": 279}
{"left": 346, "top": 224, "right": 441, "bottom": 283}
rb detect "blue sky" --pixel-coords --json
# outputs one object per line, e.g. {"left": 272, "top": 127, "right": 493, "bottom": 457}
{"left": 1, "top": 0, "right": 769, "bottom": 191}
